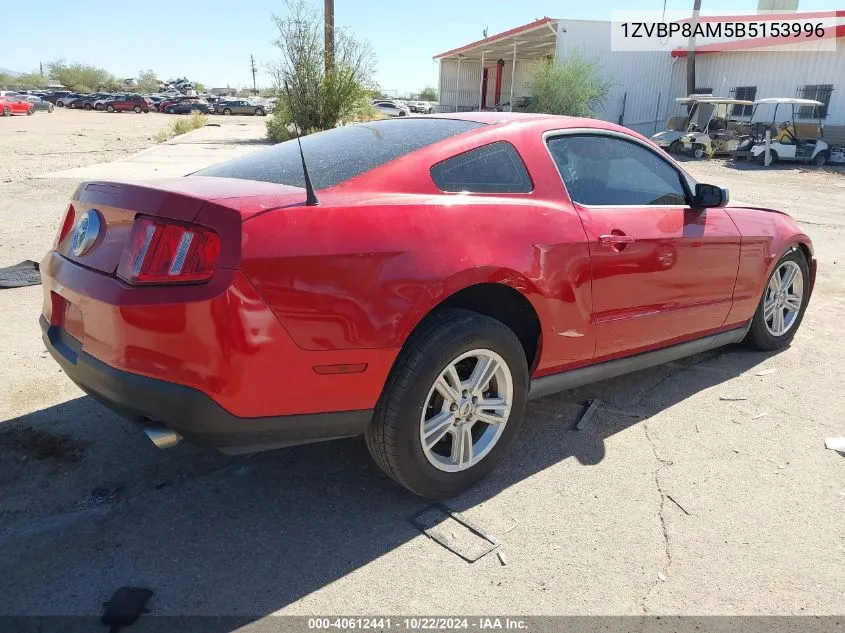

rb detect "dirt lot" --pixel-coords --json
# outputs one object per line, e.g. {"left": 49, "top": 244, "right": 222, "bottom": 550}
{"left": 0, "top": 115, "right": 843, "bottom": 621}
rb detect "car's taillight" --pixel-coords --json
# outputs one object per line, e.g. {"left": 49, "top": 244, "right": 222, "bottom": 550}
{"left": 54, "top": 204, "right": 76, "bottom": 248}
{"left": 117, "top": 216, "right": 220, "bottom": 284}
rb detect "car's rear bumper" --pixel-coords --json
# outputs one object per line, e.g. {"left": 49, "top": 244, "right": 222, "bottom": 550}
{"left": 42, "top": 317, "right": 373, "bottom": 454}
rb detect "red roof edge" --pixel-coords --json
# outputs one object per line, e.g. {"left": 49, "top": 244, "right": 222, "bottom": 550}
{"left": 671, "top": 22, "right": 845, "bottom": 57}
{"left": 433, "top": 17, "right": 555, "bottom": 60}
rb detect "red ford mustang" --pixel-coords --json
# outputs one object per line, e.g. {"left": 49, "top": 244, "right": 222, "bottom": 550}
{"left": 41, "top": 113, "right": 815, "bottom": 497}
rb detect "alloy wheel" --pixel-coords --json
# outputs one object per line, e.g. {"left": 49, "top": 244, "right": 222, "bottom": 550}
{"left": 419, "top": 349, "right": 513, "bottom": 472}
{"left": 764, "top": 260, "right": 803, "bottom": 336}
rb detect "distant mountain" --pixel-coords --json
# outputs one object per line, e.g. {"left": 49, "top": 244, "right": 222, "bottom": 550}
{"left": 0, "top": 67, "right": 22, "bottom": 77}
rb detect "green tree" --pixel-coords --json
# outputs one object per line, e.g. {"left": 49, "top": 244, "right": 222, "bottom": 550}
{"left": 194, "top": 82, "right": 205, "bottom": 92}
{"left": 526, "top": 53, "right": 610, "bottom": 117}
{"left": 419, "top": 86, "right": 438, "bottom": 102}
{"left": 266, "top": 0, "right": 376, "bottom": 141}
{"left": 136, "top": 69, "right": 159, "bottom": 94}
{"left": 13, "top": 72, "right": 45, "bottom": 89}
{"left": 0, "top": 73, "right": 11, "bottom": 88}
{"left": 44, "top": 60, "right": 119, "bottom": 92}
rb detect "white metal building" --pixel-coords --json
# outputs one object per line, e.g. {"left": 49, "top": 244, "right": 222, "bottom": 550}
{"left": 434, "top": 10, "right": 845, "bottom": 143}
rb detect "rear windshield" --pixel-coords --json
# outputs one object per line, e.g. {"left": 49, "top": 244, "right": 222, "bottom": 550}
{"left": 195, "top": 118, "right": 484, "bottom": 190}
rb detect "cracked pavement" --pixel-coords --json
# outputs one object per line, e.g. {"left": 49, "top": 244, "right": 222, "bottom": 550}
{"left": 0, "top": 122, "right": 843, "bottom": 618}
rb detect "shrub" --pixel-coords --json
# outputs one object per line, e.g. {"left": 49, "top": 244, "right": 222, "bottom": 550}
{"left": 526, "top": 53, "right": 611, "bottom": 117}
{"left": 155, "top": 111, "right": 207, "bottom": 143}
{"left": 266, "top": 0, "right": 376, "bottom": 139}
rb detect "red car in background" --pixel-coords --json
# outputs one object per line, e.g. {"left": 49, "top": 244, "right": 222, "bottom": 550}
{"left": 104, "top": 94, "right": 152, "bottom": 113}
{"left": 1, "top": 97, "right": 35, "bottom": 116}
{"left": 40, "top": 113, "right": 815, "bottom": 498}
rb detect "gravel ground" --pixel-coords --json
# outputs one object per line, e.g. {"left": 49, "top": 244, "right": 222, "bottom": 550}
{"left": 0, "top": 120, "right": 843, "bottom": 620}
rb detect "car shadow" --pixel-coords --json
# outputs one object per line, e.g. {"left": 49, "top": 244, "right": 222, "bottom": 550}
{"left": 0, "top": 344, "right": 783, "bottom": 624}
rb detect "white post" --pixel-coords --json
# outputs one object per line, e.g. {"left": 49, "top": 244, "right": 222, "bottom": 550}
{"left": 479, "top": 50, "right": 485, "bottom": 111}
{"left": 457, "top": 56, "right": 462, "bottom": 111}
{"left": 764, "top": 129, "right": 772, "bottom": 166}
{"left": 509, "top": 40, "right": 517, "bottom": 112}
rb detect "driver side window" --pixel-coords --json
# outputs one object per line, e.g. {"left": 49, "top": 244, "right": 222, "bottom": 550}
{"left": 547, "top": 134, "right": 689, "bottom": 206}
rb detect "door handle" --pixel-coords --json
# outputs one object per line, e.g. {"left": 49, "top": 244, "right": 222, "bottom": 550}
{"left": 599, "top": 234, "right": 635, "bottom": 245}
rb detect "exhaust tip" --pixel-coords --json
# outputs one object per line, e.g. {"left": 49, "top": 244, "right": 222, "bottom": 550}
{"left": 143, "top": 423, "right": 182, "bottom": 449}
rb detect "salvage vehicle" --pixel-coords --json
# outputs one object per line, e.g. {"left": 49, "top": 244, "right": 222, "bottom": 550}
{"left": 41, "top": 113, "right": 816, "bottom": 498}
{"left": 215, "top": 99, "right": 264, "bottom": 116}
{"left": 678, "top": 98, "right": 756, "bottom": 158}
{"left": 650, "top": 94, "right": 712, "bottom": 153}
{"left": 0, "top": 96, "right": 35, "bottom": 116}
{"left": 730, "top": 98, "right": 830, "bottom": 166}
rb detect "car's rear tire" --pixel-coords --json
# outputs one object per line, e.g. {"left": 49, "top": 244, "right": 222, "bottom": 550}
{"left": 744, "top": 249, "right": 810, "bottom": 351}
{"left": 106, "top": 105, "right": 115, "bottom": 113}
{"left": 811, "top": 151, "right": 828, "bottom": 167}
{"left": 365, "top": 309, "right": 528, "bottom": 498}
{"left": 668, "top": 140, "right": 681, "bottom": 154}
{"left": 56, "top": 100, "right": 65, "bottom": 107}
{"left": 255, "top": 108, "right": 265, "bottom": 116}
{"left": 2, "top": 107, "right": 10, "bottom": 117}
{"left": 26, "top": 107, "right": 34, "bottom": 116}
{"left": 134, "top": 106, "right": 142, "bottom": 113}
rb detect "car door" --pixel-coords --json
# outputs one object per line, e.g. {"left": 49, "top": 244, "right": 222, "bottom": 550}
{"left": 546, "top": 131, "right": 741, "bottom": 360}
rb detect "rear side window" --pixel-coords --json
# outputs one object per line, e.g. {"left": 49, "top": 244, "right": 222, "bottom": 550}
{"left": 196, "top": 118, "right": 484, "bottom": 190}
{"left": 430, "top": 142, "right": 533, "bottom": 193}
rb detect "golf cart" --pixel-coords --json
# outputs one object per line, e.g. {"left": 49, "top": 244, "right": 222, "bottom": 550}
{"left": 651, "top": 94, "right": 713, "bottom": 153}
{"left": 678, "top": 98, "right": 756, "bottom": 158}
{"left": 730, "top": 98, "right": 829, "bottom": 166}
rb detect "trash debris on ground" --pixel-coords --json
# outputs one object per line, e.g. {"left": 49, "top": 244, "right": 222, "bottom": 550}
{"left": 666, "top": 495, "right": 691, "bottom": 516}
{"left": 576, "top": 399, "right": 601, "bottom": 430}
{"left": 657, "top": 572, "right": 667, "bottom": 582}
{"left": 0, "top": 260, "right": 41, "bottom": 289}
{"left": 752, "top": 412, "right": 770, "bottom": 420}
{"left": 755, "top": 368, "right": 777, "bottom": 377}
{"left": 410, "top": 503, "right": 500, "bottom": 563}
{"left": 719, "top": 396, "right": 747, "bottom": 401}
{"left": 497, "top": 551, "right": 508, "bottom": 566}
{"left": 823, "top": 437, "right": 845, "bottom": 452}
{"left": 101, "top": 586, "right": 152, "bottom": 632}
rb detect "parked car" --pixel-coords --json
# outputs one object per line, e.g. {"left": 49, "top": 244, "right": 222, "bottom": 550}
{"left": 104, "top": 94, "right": 153, "bottom": 113}
{"left": 55, "top": 93, "right": 87, "bottom": 107}
{"left": 163, "top": 99, "right": 210, "bottom": 115}
{"left": 215, "top": 100, "right": 267, "bottom": 116}
{"left": 0, "top": 90, "right": 22, "bottom": 98}
{"left": 39, "top": 114, "right": 817, "bottom": 498}
{"left": 0, "top": 97, "right": 35, "bottom": 116}
{"left": 30, "top": 97, "right": 55, "bottom": 113}
{"left": 157, "top": 96, "right": 195, "bottom": 112}
{"left": 39, "top": 91, "right": 69, "bottom": 104}
{"left": 373, "top": 101, "right": 409, "bottom": 117}
{"left": 72, "top": 93, "right": 111, "bottom": 110}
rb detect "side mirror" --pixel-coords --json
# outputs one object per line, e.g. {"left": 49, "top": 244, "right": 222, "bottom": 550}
{"left": 693, "top": 183, "right": 729, "bottom": 208}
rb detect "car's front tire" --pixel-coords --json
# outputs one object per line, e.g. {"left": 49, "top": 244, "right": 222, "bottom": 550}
{"left": 106, "top": 105, "right": 115, "bottom": 113}
{"left": 365, "top": 309, "right": 528, "bottom": 498}
{"left": 744, "top": 249, "right": 810, "bottom": 351}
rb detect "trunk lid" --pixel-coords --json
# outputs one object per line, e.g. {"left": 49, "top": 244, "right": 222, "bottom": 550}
{"left": 57, "top": 178, "right": 309, "bottom": 274}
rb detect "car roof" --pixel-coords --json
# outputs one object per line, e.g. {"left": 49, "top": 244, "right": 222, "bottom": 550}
{"left": 422, "top": 111, "right": 632, "bottom": 132}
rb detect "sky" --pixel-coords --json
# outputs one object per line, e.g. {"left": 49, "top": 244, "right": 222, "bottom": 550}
{"left": 3, "top": 0, "right": 839, "bottom": 95}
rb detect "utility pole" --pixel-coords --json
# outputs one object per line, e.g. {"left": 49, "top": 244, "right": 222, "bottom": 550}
{"left": 686, "top": 0, "right": 702, "bottom": 96}
{"left": 250, "top": 55, "right": 258, "bottom": 96}
{"left": 324, "top": 0, "right": 335, "bottom": 75}
{"left": 39, "top": 62, "right": 43, "bottom": 78}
